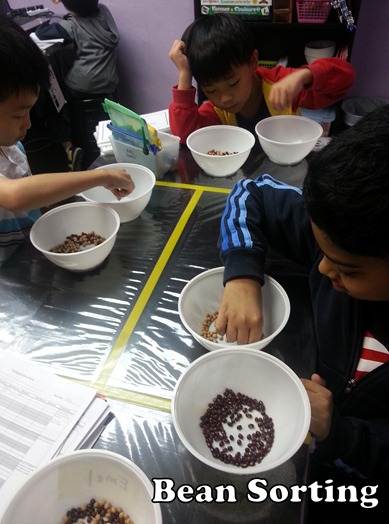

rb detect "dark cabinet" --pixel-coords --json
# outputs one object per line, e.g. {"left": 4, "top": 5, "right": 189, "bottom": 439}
{"left": 193, "top": 1, "right": 362, "bottom": 67}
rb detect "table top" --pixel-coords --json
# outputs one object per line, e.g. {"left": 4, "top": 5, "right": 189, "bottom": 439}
{"left": 0, "top": 146, "right": 316, "bottom": 523}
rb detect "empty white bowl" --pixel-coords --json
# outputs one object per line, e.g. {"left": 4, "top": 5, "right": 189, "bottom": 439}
{"left": 186, "top": 125, "right": 255, "bottom": 177}
{"left": 341, "top": 97, "right": 389, "bottom": 126}
{"left": 172, "top": 348, "right": 311, "bottom": 474}
{"left": 0, "top": 449, "right": 162, "bottom": 524}
{"left": 178, "top": 267, "right": 290, "bottom": 352}
{"left": 81, "top": 163, "right": 156, "bottom": 223}
{"left": 30, "top": 202, "right": 120, "bottom": 271}
{"left": 304, "top": 40, "right": 335, "bottom": 64}
{"left": 255, "top": 115, "right": 323, "bottom": 165}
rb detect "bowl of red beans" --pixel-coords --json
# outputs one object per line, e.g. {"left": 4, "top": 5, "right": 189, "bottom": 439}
{"left": 171, "top": 348, "right": 311, "bottom": 474}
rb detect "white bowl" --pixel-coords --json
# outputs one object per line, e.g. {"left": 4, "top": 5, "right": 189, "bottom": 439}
{"left": 186, "top": 125, "right": 255, "bottom": 177}
{"left": 304, "top": 40, "right": 335, "bottom": 64}
{"left": 178, "top": 267, "right": 290, "bottom": 352}
{"left": 341, "top": 97, "right": 389, "bottom": 126}
{"left": 255, "top": 115, "right": 323, "bottom": 165}
{"left": 172, "top": 348, "right": 311, "bottom": 474}
{"left": 30, "top": 202, "right": 120, "bottom": 271}
{"left": 81, "top": 163, "right": 156, "bottom": 222}
{"left": 0, "top": 449, "right": 162, "bottom": 524}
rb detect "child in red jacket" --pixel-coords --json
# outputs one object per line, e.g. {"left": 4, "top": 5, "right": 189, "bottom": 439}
{"left": 169, "top": 13, "right": 355, "bottom": 143}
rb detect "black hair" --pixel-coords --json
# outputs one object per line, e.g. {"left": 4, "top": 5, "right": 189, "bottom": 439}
{"left": 0, "top": 16, "right": 49, "bottom": 102}
{"left": 182, "top": 13, "right": 255, "bottom": 85}
{"left": 303, "top": 104, "right": 389, "bottom": 257}
{"left": 62, "top": 0, "right": 99, "bottom": 17}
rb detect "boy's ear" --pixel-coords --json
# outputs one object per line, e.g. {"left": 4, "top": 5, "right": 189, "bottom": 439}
{"left": 250, "top": 49, "right": 259, "bottom": 71}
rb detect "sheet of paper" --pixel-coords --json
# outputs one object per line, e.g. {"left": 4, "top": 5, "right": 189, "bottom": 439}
{"left": 47, "top": 64, "right": 66, "bottom": 113}
{"left": 0, "top": 350, "right": 96, "bottom": 491}
{"left": 141, "top": 109, "right": 170, "bottom": 132}
{"left": 57, "top": 396, "right": 111, "bottom": 455}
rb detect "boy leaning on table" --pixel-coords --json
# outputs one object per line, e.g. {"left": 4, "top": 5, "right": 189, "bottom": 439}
{"left": 215, "top": 106, "right": 389, "bottom": 522}
{"left": 168, "top": 13, "right": 355, "bottom": 143}
{"left": 0, "top": 16, "right": 134, "bottom": 267}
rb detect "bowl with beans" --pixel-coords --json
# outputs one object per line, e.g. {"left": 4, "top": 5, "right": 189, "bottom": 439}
{"left": 0, "top": 449, "right": 162, "bottom": 524}
{"left": 30, "top": 202, "right": 120, "bottom": 271}
{"left": 171, "top": 348, "right": 310, "bottom": 474}
{"left": 178, "top": 267, "right": 290, "bottom": 352}
{"left": 81, "top": 163, "right": 156, "bottom": 223}
{"left": 186, "top": 125, "right": 255, "bottom": 177}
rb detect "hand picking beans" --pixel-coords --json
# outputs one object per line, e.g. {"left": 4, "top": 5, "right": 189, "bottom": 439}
{"left": 207, "top": 149, "right": 238, "bottom": 156}
{"left": 200, "top": 388, "right": 275, "bottom": 468}
{"left": 201, "top": 312, "right": 266, "bottom": 344}
{"left": 61, "top": 498, "right": 134, "bottom": 524}
{"left": 50, "top": 232, "right": 106, "bottom": 253}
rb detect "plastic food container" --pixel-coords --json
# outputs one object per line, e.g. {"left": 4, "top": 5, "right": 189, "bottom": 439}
{"left": 300, "top": 106, "right": 336, "bottom": 137}
{"left": 110, "top": 130, "right": 180, "bottom": 179}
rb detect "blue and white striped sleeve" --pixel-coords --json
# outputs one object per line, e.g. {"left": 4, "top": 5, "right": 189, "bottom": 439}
{"left": 219, "top": 175, "right": 308, "bottom": 284}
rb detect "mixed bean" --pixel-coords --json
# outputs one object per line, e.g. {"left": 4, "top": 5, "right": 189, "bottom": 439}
{"left": 61, "top": 498, "right": 133, "bottom": 524}
{"left": 50, "top": 232, "right": 106, "bottom": 253}
{"left": 200, "top": 388, "right": 275, "bottom": 468}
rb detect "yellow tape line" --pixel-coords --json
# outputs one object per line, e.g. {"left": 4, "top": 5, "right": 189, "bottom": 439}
{"left": 64, "top": 376, "right": 172, "bottom": 412}
{"left": 156, "top": 179, "right": 231, "bottom": 194}
{"left": 95, "top": 188, "right": 204, "bottom": 388}
{"left": 98, "top": 385, "right": 172, "bottom": 413}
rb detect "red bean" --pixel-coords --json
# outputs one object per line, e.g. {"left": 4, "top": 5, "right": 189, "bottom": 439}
{"left": 199, "top": 388, "right": 275, "bottom": 468}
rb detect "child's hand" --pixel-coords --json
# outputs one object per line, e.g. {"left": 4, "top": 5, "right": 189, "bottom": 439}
{"left": 169, "top": 40, "right": 190, "bottom": 72}
{"left": 215, "top": 278, "right": 263, "bottom": 344}
{"left": 103, "top": 168, "right": 135, "bottom": 200}
{"left": 301, "top": 374, "right": 333, "bottom": 442}
{"left": 169, "top": 40, "right": 192, "bottom": 89}
{"left": 268, "top": 69, "right": 313, "bottom": 112}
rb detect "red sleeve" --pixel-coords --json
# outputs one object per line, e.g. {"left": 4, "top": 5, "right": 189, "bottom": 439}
{"left": 168, "top": 86, "right": 222, "bottom": 143}
{"left": 260, "top": 58, "right": 355, "bottom": 111}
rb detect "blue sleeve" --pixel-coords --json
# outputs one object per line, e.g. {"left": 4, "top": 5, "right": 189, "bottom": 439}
{"left": 219, "top": 174, "right": 316, "bottom": 284}
{"left": 17, "top": 141, "right": 26, "bottom": 155}
{"left": 35, "top": 21, "right": 71, "bottom": 40}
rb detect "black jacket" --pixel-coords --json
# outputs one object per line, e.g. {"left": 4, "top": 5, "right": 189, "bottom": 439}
{"left": 220, "top": 174, "right": 389, "bottom": 481}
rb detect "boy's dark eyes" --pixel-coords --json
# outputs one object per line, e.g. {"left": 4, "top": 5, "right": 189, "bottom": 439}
{"left": 228, "top": 79, "right": 239, "bottom": 87}
{"left": 339, "top": 269, "right": 358, "bottom": 278}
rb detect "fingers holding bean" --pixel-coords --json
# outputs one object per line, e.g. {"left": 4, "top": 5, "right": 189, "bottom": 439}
{"left": 103, "top": 168, "right": 135, "bottom": 200}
